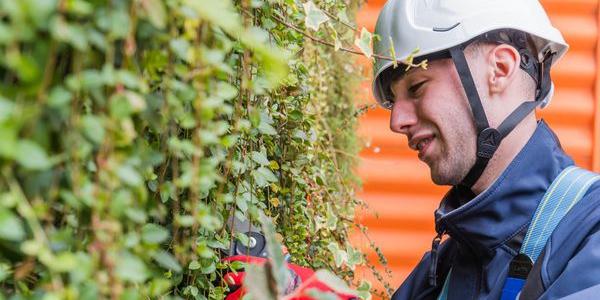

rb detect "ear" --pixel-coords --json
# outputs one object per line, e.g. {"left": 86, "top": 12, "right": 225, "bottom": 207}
{"left": 488, "top": 44, "right": 520, "bottom": 95}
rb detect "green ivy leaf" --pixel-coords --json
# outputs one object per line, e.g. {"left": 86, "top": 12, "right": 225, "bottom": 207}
{"left": 142, "top": 0, "right": 167, "bottom": 30}
{"left": 5, "top": 52, "right": 40, "bottom": 83}
{"left": 0, "top": 208, "right": 25, "bottom": 241}
{"left": 244, "top": 263, "right": 277, "bottom": 300}
{"left": 389, "top": 36, "right": 398, "bottom": 68}
{"left": 185, "top": 0, "right": 242, "bottom": 34}
{"left": 0, "top": 97, "right": 14, "bottom": 121}
{"left": 117, "top": 165, "right": 143, "bottom": 187}
{"left": 325, "top": 203, "right": 338, "bottom": 230}
{"left": 48, "top": 86, "right": 72, "bottom": 108}
{"left": 356, "top": 280, "right": 373, "bottom": 300}
{"left": 0, "top": 123, "right": 18, "bottom": 159}
{"left": 354, "top": 27, "right": 373, "bottom": 59}
{"left": 47, "top": 252, "right": 78, "bottom": 272}
{"left": 188, "top": 260, "right": 201, "bottom": 270}
{"left": 116, "top": 252, "right": 149, "bottom": 283}
{"left": 251, "top": 151, "right": 269, "bottom": 166}
{"left": 236, "top": 193, "right": 249, "bottom": 212}
{"left": 65, "top": 0, "right": 93, "bottom": 16}
{"left": 258, "top": 111, "right": 277, "bottom": 135}
{"left": 327, "top": 242, "right": 347, "bottom": 268}
{"left": 327, "top": 22, "right": 342, "bottom": 52}
{"left": 123, "top": 91, "right": 147, "bottom": 112}
{"left": 346, "top": 246, "right": 364, "bottom": 271}
{"left": 109, "top": 10, "right": 130, "bottom": 39}
{"left": 235, "top": 232, "right": 250, "bottom": 247}
{"left": 80, "top": 115, "right": 105, "bottom": 145}
{"left": 15, "top": 140, "right": 51, "bottom": 170}
{"left": 253, "top": 167, "right": 278, "bottom": 187}
{"left": 201, "top": 260, "right": 216, "bottom": 274}
{"left": 0, "top": 0, "right": 367, "bottom": 296}
{"left": 142, "top": 223, "right": 170, "bottom": 244}
{"left": 170, "top": 38, "right": 190, "bottom": 61}
{"left": 177, "top": 215, "right": 194, "bottom": 227}
{"left": 216, "top": 82, "right": 239, "bottom": 100}
{"left": 258, "top": 211, "right": 290, "bottom": 294}
{"left": 50, "top": 18, "right": 88, "bottom": 50}
{"left": 0, "top": 263, "right": 11, "bottom": 282}
{"left": 258, "top": 122, "right": 277, "bottom": 135}
{"left": 337, "top": 8, "right": 351, "bottom": 25}
{"left": 152, "top": 250, "right": 182, "bottom": 273}
{"left": 313, "top": 270, "right": 358, "bottom": 296}
{"left": 303, "top": 1, "right": 329, "bottom": 31}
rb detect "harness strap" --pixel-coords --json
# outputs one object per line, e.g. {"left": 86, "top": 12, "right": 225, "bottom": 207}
{"left": 501, "top": 166, "right": 599, "bottom": 300}
{"left": 437, "top": 269, "right": 452, "bottom": 300}
{"left": 436, "top": 166, "right": 599, "bottom": 300}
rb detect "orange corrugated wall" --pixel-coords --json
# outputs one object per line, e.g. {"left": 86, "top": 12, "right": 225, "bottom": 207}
{"left": 353, "top": 0, "right": 600, "bottom": 298}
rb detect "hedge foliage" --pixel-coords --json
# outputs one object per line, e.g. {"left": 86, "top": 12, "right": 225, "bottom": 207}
{"left": 0, "top": 0, "right": 384, "bottom": 298}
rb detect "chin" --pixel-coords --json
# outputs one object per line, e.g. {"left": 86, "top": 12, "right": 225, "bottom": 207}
{"left": 431, "top": 174, "right": 452, "bottom": 186}
{"left": 429, "top": 168, "right": 448, "bottom": 186}
{"left": 429, "top": 166, "right": 461, "bottom": 186}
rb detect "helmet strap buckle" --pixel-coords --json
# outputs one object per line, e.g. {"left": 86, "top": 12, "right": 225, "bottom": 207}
{"left": 476, "top": 128, "right": 501, "bottom": 159}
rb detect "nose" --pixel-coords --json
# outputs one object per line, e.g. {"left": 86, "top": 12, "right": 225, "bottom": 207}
{"left": 389, "top": 99, "right": 417, "bottom": 134}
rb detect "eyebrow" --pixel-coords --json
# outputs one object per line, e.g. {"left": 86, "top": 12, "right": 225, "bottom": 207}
{"left": 390, "top": 65, "right": 426, "bottom": 87}
{"left": 390, "top": 67, "right": 424, "bottom": 96}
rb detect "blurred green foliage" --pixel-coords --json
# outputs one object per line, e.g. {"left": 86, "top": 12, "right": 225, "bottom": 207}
{"left": 0, "top": 0, "right": 371, "bottom": 298}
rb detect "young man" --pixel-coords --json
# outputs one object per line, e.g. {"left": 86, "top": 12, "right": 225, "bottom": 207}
{"left": 226, "top": 0, "right": 600, "bottom": 299}
{"left": 372, "top": 0, "right": 600, "bottom": 299}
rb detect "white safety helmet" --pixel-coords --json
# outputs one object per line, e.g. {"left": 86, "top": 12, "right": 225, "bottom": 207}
{"left": 372, "top": 0, "right": 568, "bottom": 109}
{"left": 372, "top": 0, "right": 569, "bottom": 189}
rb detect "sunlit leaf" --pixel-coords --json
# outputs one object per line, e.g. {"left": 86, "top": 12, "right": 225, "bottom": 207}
{"left": 142, "top": 223, "right": 170, "bottom": 244}
{"left": 354, "top": 27, "right": 373, "bottom": 59}
{"left": 0, "top": 208, "right": 25, "bottom": 241}
{"left": 251, "top": 151, "right": 270, "bottom": 166}
{"left": 259, "top": 211, "right": 290, "bottom": 294}
{"left": 81, "top": 115, "right": 105, "bottom": 145}
{"left": 142, "top": 0, "right": 167, "bottom": 29}
{"left": 116, "top": 252, "right": 149, "bottom": 283}
{"left": 117, "top": 165, "right": 143, "bottom": 187}
{"left": 303, "top": 1, "right": 329, "bottom": 31}
{"left": 152, "top": 250, "right": 182, "bottom": 272}
{"left": 389, "top": 36, "right": 398, "bottom": 68}
{"left": 15, "top": 140, "right": 51, "bottom": 170}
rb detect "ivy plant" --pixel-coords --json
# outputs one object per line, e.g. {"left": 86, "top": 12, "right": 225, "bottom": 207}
{"left": 0, "top": 0, "right": 397, "bottom": 298}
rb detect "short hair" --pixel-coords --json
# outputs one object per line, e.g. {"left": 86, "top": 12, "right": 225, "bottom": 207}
{"left": 465, "top": 40, "right": 537, "bottom": 100}
{"left": 382, "top": 31, "right": 539, "bottom": 102}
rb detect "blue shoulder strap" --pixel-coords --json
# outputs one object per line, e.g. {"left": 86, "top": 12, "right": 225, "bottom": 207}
{"left": 437, "top": 269, "right": 451, "bottom": 300}
{"left": 438, "top": 166, "right": 599, "bottom": 300}
{"left": 500, "top": 166, "right": 600, "bottom": 300}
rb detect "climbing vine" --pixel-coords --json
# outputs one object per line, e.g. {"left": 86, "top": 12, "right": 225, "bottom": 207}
{"left": 0, "top": 0, "right": 396, "bottom": 298}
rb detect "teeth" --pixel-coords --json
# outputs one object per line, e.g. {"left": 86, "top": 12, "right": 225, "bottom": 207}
{"left": 417, "top": 138, "right": 430, "bottom": 151}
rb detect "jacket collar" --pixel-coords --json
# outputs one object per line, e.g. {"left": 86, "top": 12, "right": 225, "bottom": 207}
{"left": 435, "top": 121, "right": 574, "bottom": 257}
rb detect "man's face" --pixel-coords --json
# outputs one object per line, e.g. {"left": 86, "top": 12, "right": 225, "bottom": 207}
{"left": 389, "top": 58, "right": 478, "bottom": 185}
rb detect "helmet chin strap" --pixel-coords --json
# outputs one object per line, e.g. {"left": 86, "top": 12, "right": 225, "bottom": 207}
{"left": 449, "top": 45, "right": 555, "bottom": 190}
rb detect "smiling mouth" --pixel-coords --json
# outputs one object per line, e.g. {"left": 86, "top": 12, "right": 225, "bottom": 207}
{"left": 410, "top": 135, "right": 435, "bottom": 161}
{"left": 417, "top": 137, "right": 432, "bottom": 152}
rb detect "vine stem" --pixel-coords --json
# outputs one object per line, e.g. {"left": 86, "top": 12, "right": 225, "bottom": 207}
{"left": 37, "top": 40, "right": 57, "bottom": 104}
{"left": 36, "top": 0, "right": 67, "bottom": 103}
{"left": 3, "top": 170, "right": 65, "bottom": 291}
{"left": 357, "top": 224, "right": 395, "bottom": 297}
{"left": 266, "top": 10, "right": 429, "bottom": 71}
{"left": 269, "top": 12, "right": 396, "bottom": 60}
{"left": 319, "top": 7, "right": 358, "bottom": 33}
{"left": 270, "top": 13, "right": 368, "bottom": 56}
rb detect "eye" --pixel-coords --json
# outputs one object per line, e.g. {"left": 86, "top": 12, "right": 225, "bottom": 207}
{"left": 408, "top": 81, "right": 427, "bottom": 97}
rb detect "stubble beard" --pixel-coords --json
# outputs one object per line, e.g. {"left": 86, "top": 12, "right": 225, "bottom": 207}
{"left": 429, "top": 132, "right": 477, "bottom": 186}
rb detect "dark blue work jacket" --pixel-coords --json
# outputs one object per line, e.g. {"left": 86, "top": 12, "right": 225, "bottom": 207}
{"left": 392, "top": 121, "right": 600, "bottom": 299}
